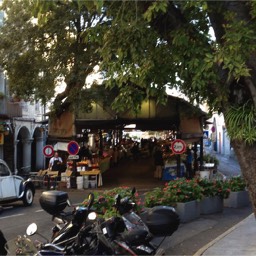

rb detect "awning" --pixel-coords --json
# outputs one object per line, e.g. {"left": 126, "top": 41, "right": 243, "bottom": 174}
{"left": 53, "top": 142, "right": 69, "bottom": 152}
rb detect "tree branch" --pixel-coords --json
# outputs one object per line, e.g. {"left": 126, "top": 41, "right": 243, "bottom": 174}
{"left": 244, "top": 77, "right": 256, "bottom": 107}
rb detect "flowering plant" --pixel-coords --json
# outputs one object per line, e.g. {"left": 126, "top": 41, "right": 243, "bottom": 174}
{"left": 144, "top": 187, "right": 166, "bottom": 208}
{"left": 163, "top": 178, "right": 204, "bottom": 203}
{"left": 197, "top": 178, "right": 230, "bottom": 199}
{"left": 81, "top": 186, "right": 144, "bottom": 218}
{"left": 144, "top": 178, "right": 204, "bottom": 207}
{"left": 226, "top": 176, "right": 247, "bottom": 192}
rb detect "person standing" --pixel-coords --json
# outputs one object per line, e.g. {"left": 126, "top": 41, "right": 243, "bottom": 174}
{"left": 186, "top": 148, "right": 194, "bottom": 179}
{"left": 131, "top": 142, "right": 140, "bottom": 161}
{"left": 49, "top": 151, "right": 63, "bottom": 172}
{"left": 78, "top": 144, "right": 92, "bottom": 161}
{"left": 48, "top": 151, "right": 63, "bottom": 188}
{"left": 49, "top": 152, "right": 63, "bottom": 176}
{"left": 153, "top": 145, "right": 164, "bottom": 179}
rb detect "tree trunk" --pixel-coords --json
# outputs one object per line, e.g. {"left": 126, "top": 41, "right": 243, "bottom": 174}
{"left": 231, "top": 139, "right": 256, "bottom": 215}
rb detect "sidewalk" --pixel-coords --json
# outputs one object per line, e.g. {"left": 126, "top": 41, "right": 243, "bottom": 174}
{"left": 193, "top": 150, "right": 256, "bottom": 256}
{"left": 70, "top": 151, "right": 254, "bottom": 255}
{"left": 194, "top": 213, "right": 256, "bottom": 256}
{"left": 206, "top": 149, "right": 241, "bottom": 178}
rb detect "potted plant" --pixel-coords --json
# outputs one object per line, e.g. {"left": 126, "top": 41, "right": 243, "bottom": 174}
{"left": 198, "top": 178, "right": 230, "bottom": 214}
{"left": 81, "top": 186, "right": 144, "bottom": 218}
{"left": 144, "top": 187, "right": 166, "bottom": 208}
{"left": 200, "top": 153, "right": 219, "bottom": 179}
{"left": 144, "top": 178, "right": 203, "bottom": 223}
{"left": 203, "top": 154, "right": 219, "bottom": 166}
{"left": 224, "top": 176, "right": 250, "bottom": 208}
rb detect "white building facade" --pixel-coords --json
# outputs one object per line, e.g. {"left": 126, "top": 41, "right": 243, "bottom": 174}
{"left": 204, "top": 113, "right": 235, "bottom": 158}
{"left": 0, "top": 69, "right": 47, "bottom": 173}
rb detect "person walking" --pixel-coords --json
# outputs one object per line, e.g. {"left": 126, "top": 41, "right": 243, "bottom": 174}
{"left": 153, "top": 145, "right": 164, "bottom": 179}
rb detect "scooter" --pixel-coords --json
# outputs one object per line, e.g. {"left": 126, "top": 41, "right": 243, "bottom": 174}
{"left": 4, "top": 191, "right": 97, "bottom": 255}
{"left": 83, "top": 187, "right": 180, "bottom": 255}
{"left": 4, "top": 188, "right": 180, "bottom": 255}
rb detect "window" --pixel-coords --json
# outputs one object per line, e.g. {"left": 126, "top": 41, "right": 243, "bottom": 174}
{"left": 0, "top": 163, "right": 10, "bottom": 176}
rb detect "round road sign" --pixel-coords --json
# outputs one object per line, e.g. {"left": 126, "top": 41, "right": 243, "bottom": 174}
{"left": 171, "top": 139, "right": 186, "bottom": 154}
{"left": 43, "top": 145, "right": 54, "bottom": 158}
{"left": 67, "top": 140, "right": 80, "bottom": 155}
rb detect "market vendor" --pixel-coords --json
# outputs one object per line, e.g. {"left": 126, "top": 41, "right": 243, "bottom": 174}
{"left": 49, "top": 151, "right": 63, "bottom": 172}
{"left": 78, "top": 144, "right": 93, "bottom": 161}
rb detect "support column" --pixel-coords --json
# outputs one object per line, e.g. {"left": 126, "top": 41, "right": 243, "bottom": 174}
{"left": 36, "top": 136, "right": 44, "bottom": 170}
{"left": 22, "top": 138, "right": 33, "bottom": 172}
{"left": 14, "top": 140, "right": 19, "bottom": 174}
{"left": 0, "top": 145, "right": 3, "bottom": 159}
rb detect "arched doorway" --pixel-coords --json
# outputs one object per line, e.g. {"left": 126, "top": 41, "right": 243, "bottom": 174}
{"left": 32, "top": 127, "right": 45, "bottom": 171}
{"left": 17, "top": 126, "right": 31, "bottom": 174}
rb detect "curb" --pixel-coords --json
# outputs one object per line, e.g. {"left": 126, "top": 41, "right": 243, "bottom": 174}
{"left": 193, "top": 213, "right": 254, "bottom": 256}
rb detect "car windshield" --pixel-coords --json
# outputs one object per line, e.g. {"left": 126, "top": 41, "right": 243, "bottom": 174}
{"left": 0, "top": 163, "right": 10, "bottom": 176}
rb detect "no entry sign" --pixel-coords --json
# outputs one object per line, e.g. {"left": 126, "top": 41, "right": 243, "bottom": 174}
{"left": 171, "top": 139, "right": 186, "bottom": 154}
{"left": 67, "top": 140, "right": 79, "bottom": 155}
{"left": 43, "top": 145, "right": 54, "bottom": 158}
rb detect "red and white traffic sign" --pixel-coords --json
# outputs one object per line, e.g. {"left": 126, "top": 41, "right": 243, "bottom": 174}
{"left": 171, "top": 139, "right": 186, "bottom": 154}
{"left": 43, "top": 145, "right": 54, "bottom": 158}
{"left": 67, "top": 140, "right": 80, "bottom": 155}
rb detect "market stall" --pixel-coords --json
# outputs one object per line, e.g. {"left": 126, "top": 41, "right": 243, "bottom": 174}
{"left": 162, "top": 163, "right": 186, "bottom": 181}
{"left": 65, "top": 159, "right": 103, "bottom": 189}
{"left": 161, "top": 140, "right": 187, "bottom": 181}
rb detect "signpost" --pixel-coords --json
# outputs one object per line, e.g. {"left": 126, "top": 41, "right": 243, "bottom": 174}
{"left": 43, "top": 145, "right": 54, "bottom": 158}
{"left": 67, "top": 140, "right": 80, "bottom": 155}
{"left": 68, "top": 155, "right": 79, "bottom": 160}
{"left": 171, "top": 139, "right": 186, "bottom": 154}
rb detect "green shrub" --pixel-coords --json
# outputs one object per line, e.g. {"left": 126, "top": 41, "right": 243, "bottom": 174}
{"left": 227, "top": 176, "right": 247, "bottom": 192}
{"left": 81, "top": 186, "right": 144, "bottom": 218}
{"left": 198, "top": 178, "right": 230, "bottom": 199}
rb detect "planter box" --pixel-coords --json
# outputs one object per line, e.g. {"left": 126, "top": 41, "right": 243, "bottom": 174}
{"left": 200, "top": 170, "right": 210, "bottom": 180}
{"left": 175, "top": 200, "right": 200, "bottom": 223}
{"left": 200, "top": 196, "right": 223, "bottom": 214}
{"left": 224, "top": 190, "right": 250, "bottom": 208}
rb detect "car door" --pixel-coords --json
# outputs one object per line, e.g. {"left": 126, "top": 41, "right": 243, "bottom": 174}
{"left": 0, "top": 162, "right": 16, "bottom": 200}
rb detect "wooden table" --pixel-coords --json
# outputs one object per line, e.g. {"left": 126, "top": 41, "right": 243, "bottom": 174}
{"left": 79, "top": 169, "right": 103, "bottom": 188}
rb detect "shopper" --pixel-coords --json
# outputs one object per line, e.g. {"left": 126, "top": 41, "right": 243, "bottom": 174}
{"left": 131, "top": 142, "right": 140, "bottom": 161}
{"left": 153, "top": 145, "right": 164, "bottom": 179}
{"left": 186, "top": 148, "right": 194, "bottom": 179}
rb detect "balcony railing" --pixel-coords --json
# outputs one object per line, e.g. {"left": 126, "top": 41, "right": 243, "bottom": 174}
{"left": 0, "top": 101, "right": 23, "bottom": 117}
{"left": 0, "top": 98, "right": 45, "bottom": 119}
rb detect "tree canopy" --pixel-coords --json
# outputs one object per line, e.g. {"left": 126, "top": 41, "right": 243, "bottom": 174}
{"left": 1, "top": 1, "right": 256, "bottom": 213}
{"left": 1, "top": 1, "right": 255, "bottom": 135}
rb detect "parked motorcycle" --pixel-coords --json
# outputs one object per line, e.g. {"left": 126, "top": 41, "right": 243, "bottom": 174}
{"left": 83, "top": 187, "right": 180, "bottom": 255}
{"left": 4, "top": 190, "right": 97, "bottom": 255}
{"left": 4, "top": 188, "right": 180, "bottom": 255}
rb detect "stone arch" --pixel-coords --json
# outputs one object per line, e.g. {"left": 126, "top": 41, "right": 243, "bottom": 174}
{"left": 16, "top": 126, "right": 32, "bottom": 174}
{"left": 32, "top": 127, "right": 45, "bottom": 171}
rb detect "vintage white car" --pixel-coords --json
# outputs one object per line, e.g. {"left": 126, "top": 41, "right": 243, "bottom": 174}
{"left": 0, "top": 159, "right": 35, "bottom": 207}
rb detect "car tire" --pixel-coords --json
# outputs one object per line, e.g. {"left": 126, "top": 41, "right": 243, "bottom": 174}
{"left": 22, "top": 187, "right": 34, "bottom": 206}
